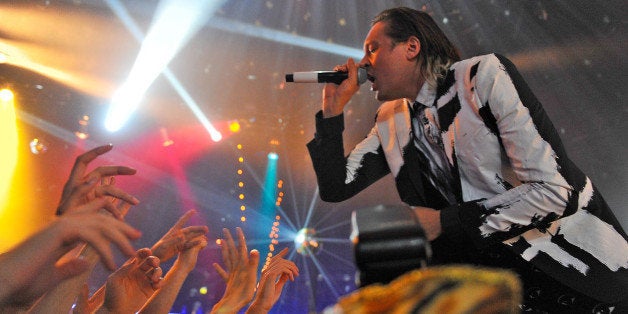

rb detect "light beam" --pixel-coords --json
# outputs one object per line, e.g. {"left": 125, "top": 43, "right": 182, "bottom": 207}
{"left": 105, "top": 0, "right": 223, "bottom": 133}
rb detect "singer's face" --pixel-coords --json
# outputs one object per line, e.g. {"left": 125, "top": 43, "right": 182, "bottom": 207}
{"left": 360, "top": 22, "right": 420, "bottom": 101}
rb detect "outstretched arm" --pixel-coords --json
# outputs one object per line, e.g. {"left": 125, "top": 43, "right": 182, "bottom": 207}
{"left": 0, "top": 202, "right": 141, "bottom": 310}
{"left": 211, "top": 228, "right": 260, "bottom": 314}
{"left": 246, "top": 248, "right": 299, "bottom": 314}
{"left": 56, "top": 144, "right": 139, "bottom": 217}
{"left": 150, "top": 209, "right": 209, "bottom": 263}
{"left": 29, "top": 144, "right": 140, "bottom": 313}
{"left": 92, "top": 209, "right": 207, "bottom": 313}
{"left": 94, "top": 248, "right": 163, "bottom": 314}
{"left": 138, "top": 236, "right": 208, "bottom": 313}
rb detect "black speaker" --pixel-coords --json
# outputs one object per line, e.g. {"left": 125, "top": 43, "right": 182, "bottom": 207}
{"left": 351, "top": 204, "right": 431, "bottom": 287}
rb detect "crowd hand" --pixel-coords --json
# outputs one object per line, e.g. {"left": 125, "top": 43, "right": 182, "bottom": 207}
{"left": 211, "top": 228, "right": 260, "bottom": 314}
{"left": 72, "top": 283, "right": 99, "bottom": 314}
{"left": 95, "top": 248, "right": 162, "bottom": 314}
{"left": 322, "top": 58, "right": 361, "bottom": 118}
{"left": 172, "top": 235, "right": 208, "bottom": 274}
{"left": 136, "top": 236, "right": 208, "bottom": 314}
{"left": 151, "top": 209, "right": 209, "bottom": 262}
{"left": 0, "top": 204, "right": 141, "bottom": 308}
{"left": 56, "top": 144, "right": 139, "bottom": 217}
{"left": 246, "top": 248, "right": 299, "bottom": 314}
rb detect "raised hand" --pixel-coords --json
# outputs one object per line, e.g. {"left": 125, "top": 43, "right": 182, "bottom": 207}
{"left": 211, "top": 228, "right": 260, "bottom": 314}
{"left": 96, "top": 248, "right": 163, "bottom": 314}
{"left": 151, "top": 209, "right": 209, "bottom": 262}
{"left": 137, "top": 236, "right": 208, "bottom": 314}
{"left": 246, "top": 248, "right": 299, "bottom": 314}
{"left": 56, "top": 144, "right": 139, "bottom": 217}
{"left": 0, "top": 202, "right": 141, "bottom": 308}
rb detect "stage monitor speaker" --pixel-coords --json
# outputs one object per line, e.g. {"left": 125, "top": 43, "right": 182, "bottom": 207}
{"left": 351, "top": 204, "right": 431, "bottom": 287}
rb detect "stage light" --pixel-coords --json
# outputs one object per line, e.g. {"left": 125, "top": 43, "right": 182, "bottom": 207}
{"left": 105, "top": 0, "right": 223, "bottom": 132}
{"left": 160, "top": 127, "right": 174, "bottom": 147}
{"left": 294, "top": 228, "right": 321, "bottom": 256}
{"left": 0, "top": 52, "right": 6, "bottom": 63}
{"left": 207, "top": 16, "right": 363, "bottom": 59}
{"left": 0, "top": 88, "right": 13, "bottom": 102}
{"left": 228, "top": 120, "right": 240, "bottom": 133}
{"left": 74, "top": 115, "right": 90, "bottom": 140}
{"left": 268, "top": 152, "right": 278, "bottom": 160}
{"left": 0, "top": 88, "right": 18, "bottom": 204}
{"left": 29, "top": 138, "right": 48, "bottom": 154}
{"left": 199, "top": 287, "right": 207, "bottom": 295}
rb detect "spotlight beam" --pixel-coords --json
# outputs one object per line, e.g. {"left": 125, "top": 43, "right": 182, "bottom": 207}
{"left": 320, "top": 248, "right": 356, "bottom": 268}
{"left": 308, "top": 252, "right": 341, "bottom": 299}
{"left": 314, "top": 238, "right": 352, "bottom": 244}
{"left": 207, "top": 16, "right": 363, "bottom": 59}
{"left": 302, "top": 186, "right": 319, "bottom": 228}
{"left": 300, "top": 255, "right": 317, "bottom": 312}
{"left": 315, "top": 220, "right": 350, "bottom": 234}
{"left": 277, "top": 145, "right": 302, "bottom": 233}
{"left": 104, "top": 0, "right": 224, "bottom": 140}
{"left": 314, "top": 208, "right": 351, "bottom": 231}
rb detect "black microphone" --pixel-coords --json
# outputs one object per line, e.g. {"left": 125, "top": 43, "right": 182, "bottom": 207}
{"left": 285, "top": 67, "right": 368, "bottom": 85}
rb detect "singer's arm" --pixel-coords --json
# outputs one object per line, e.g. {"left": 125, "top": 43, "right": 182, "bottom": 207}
{"left": 307, "top": 111, "right": 390, "bottom": 202}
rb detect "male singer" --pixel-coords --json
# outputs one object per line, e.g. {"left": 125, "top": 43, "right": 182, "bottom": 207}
{"left": 305, "top": 7, "right": 627, "bottom": 312}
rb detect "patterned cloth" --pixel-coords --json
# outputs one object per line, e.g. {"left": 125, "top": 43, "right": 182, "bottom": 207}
{"left": 324, "top": 265, "right": 522, "bottom": 314}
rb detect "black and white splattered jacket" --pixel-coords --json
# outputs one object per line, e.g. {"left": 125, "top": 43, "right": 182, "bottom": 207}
{"left": 307, "top": 53, "right": 627, "bottom": 302}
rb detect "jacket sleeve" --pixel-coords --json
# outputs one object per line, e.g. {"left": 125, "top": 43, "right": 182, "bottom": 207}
{"left": 307, "top": 111, "right": 390, "bottom": 202}
{"left": 441, "top": 54, "right": 596, "bottom": 247}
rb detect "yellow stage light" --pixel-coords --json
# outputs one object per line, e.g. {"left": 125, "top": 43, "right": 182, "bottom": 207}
{"left": 0, "top": 88, "right": 18, "bottom": 204}
{"left": 228, "top": 120, "right": 241, "bottom": 133}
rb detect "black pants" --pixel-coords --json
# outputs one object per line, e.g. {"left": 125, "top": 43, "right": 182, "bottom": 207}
{"left": 429, "top": 237, "right": 626, "bottom": 313}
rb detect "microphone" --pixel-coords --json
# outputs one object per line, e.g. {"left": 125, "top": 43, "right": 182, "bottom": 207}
{"left": 285, "top": 67, "right": 368, "bottom": 85}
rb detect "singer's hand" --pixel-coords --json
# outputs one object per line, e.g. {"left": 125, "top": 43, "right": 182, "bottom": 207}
{"left": 411, "top": 206, "right": 441, "bottom": 241}
{"left": 322, "top": 58, "right": 361, "bottom": 118}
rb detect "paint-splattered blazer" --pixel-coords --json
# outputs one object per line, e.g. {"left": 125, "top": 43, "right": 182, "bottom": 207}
{"left": 307, "top": 53, "right": 627, "bottom": 303}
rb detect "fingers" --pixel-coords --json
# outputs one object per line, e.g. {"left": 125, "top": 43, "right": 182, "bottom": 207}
{"left": 182, "top": 225, "right": 209, "bottom": 239}
{"left": 57, "top": 144, "right": 140, "bottom": 217}
{"left": 275, "top": 247, "right": 289, "bottom": 258}
{"left": 96, "top": 185, "right": 140, "bottom": 206}
{"left": 57, "top": 177, "right": 99, "bottom": 215}
{"left": 263, "top": 249, "right": 299, "bottom": 281}
{"left": 172, "top": 209, "right": 197, "bottom": 230}
{"left": 137, "top": 254, "right": 162, "bottom": 290}
{"left": 83, "top": 165, "right": 137, "bottom": 183}
{"left": 222, "top": 228, "right": 237, "bottom": 269}
{"left": 145, "top": 266, "right": 162, "bottom": 284}
{"left": 213, "top": 263, "right": 229, "bottom": 282}
{"left": 235, "top": 227, "right": 248, "bottom": 260}
{"left": 136, "top": 248, "right": 152, "bottom": 261}
{"left": 61, "top": 205, "right": 142, "bottom": 270}
{"left": 65, "top": 144, "right": 114, "bottom": 191}
{"left": 248, "top": 249, "right": 260, "bottom": 268}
